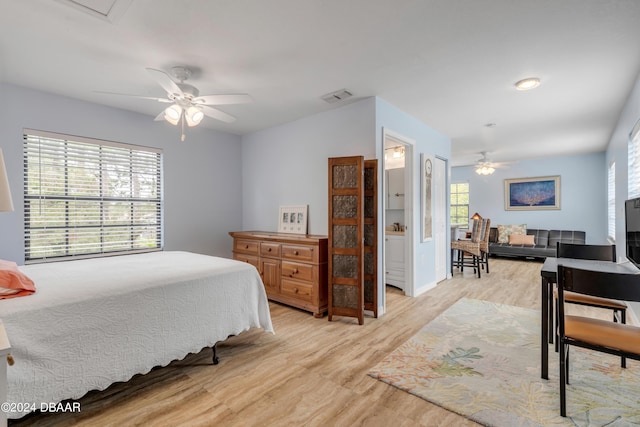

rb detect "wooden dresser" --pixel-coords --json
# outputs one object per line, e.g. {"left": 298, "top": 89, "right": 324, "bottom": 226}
{"left": 229, "top": 231, "right": 328, "bottom": 317}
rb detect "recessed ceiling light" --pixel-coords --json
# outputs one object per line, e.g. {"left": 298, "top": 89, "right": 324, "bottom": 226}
{"left": 515, "top": 77, "right": 541, "bottom": 91}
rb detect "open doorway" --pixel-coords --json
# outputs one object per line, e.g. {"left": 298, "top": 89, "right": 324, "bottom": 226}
{"left": 382, "top": 129, "right": 414, "bottom": 306}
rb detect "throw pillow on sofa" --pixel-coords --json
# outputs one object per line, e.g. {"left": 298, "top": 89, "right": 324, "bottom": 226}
{"left": 508, "top": 233, "right": 535, "bottom": 246}
{"left": 497, "top": 224, "right": 526, "bottom": 243}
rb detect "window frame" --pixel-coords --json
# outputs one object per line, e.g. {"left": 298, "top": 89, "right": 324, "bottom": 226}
{"left": 629, "top": 118, "right": 640, "bottom": 199}
{"left": 607, "top": 161, "right": 615, "bottom": 242}
{"left": 23, "top": 129, "right": 164, "bottom": 263}
{"left": 450, "top": 182, "right": 470, "bottom": 228}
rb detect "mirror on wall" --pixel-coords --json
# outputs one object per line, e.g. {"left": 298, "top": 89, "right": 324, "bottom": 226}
{"left": 386, "top": 168, "right": 405, "bottom": 210}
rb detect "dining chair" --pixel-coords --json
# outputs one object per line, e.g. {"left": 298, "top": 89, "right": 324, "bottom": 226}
{"left": 553, "top": 243, "right": 627, "bottom": 365}
{"left": 557, "top": 265, "right": 640, "bottom": 417}
{"left": 451, "top": 218, "right": 490, "bottom": 278}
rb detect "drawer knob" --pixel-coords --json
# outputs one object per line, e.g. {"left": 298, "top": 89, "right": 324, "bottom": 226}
{"left": 244, "top": 245, "right": 249, "bottom": 249}
{"left": 294, "top": 250, "right": 299, "bottom": 255}
{"left": 293, "top": 268, "right": 298, "bottom": 274}
{"left": 268, "top": 248, "right": 272, "bottom": 252}
{"left": 294, "top": 287, "right": 299, "bottom": 293}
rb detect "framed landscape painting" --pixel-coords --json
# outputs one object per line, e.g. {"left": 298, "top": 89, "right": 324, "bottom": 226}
{"left": 504, "top": 176, "right": 560, "bottom": 211}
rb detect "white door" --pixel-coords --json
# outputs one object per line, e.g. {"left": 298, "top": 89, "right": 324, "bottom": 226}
{"left": 434, "top": 157, "right": 447, "bottom": 282}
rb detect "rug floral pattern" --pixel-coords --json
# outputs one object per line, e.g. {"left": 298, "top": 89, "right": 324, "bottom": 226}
{"left": 368, "top": 298, "right": 640, "bottom": 427}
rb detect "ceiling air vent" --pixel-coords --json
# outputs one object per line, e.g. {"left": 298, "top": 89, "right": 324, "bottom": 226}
{"left": 321, "top": 89, "right": 353, "bottom": 104}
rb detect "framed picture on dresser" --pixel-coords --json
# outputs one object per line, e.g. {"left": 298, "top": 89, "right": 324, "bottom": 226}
{"left": 278, "top": 205, "right": 308, "bottom": 234}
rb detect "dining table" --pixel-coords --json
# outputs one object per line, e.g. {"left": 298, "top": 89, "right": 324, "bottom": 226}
{"left": 539, "top": 257, "right": 638, "bottom": 379}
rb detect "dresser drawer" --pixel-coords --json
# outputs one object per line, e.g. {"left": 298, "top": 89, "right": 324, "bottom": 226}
{"left": 280, "top": 278, "right": 313, "bottom": 303}
{"left": 234, "top": 239, "right": 259, "bottom": 254}
{"left": 282, "top": 261, "right": 314, "bottom": 282}
{"left": 233, "top": 253, "right": 259, "bottom": 268}
{"left": 260, "top": 242, "right": 281, "bottom": 257}
{"left": 282, "top": 244, "right": 316, "bottom": 262}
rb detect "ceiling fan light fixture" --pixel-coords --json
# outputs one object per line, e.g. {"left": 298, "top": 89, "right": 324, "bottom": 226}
{"left": 164, "top": 104, "right": 182, "bottom": 125}
{"left": 475, "top": 165, "right": 495, "bottom": 175}
{"left": 185, "top": 106, "right": 204, "bottom": 127}
{"left": 515, "top": 77, "right": 541, "bottom": 91}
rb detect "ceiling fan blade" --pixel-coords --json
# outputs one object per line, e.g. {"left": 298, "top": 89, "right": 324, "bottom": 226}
{"left": 95, "top": 91, "right": 172, "bottom": 103}
{"left": 200, "top": 105, "right": 236, "bottom": 123}
{"left": 146, "top": 68, "right": 183, "bottom": 97}
{"left": 194, "top": 94, "right": 253, "bottom": 105}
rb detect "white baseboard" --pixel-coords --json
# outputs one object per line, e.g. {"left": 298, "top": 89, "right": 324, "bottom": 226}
{"left": 414, "top": 280, "right": 436, "bottom": 297}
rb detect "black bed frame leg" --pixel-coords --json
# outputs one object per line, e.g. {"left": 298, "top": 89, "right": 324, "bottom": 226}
{"left": 212, "top": 343, "right": 219, "bottom": 365}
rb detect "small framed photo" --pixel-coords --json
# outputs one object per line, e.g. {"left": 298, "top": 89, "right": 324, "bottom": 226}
{"left": 278, "top": 205, "right": 308, "bottom": 234}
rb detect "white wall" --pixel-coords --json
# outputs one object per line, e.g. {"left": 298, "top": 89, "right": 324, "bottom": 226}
{"left": 605, "top": 70, "right": 640, "bottom": 321}
{"left": 241, "top": 98, "right": 376, "bottom": 234}
{"left": 451, "top": 152, "right": 607, "bottom": 243}
{"left": 375, "top": 98, "right": 451, "bottom": 297}
{"left": 242, "top": 97, "right": 451, "bottom": 313}
{"left": 0, "top": 83, "right": 243, "bottom": 263}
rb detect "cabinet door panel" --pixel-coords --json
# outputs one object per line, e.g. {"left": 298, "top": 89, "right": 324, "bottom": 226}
{"left": 260, "top": 258, "right": 280, "bottom": 293}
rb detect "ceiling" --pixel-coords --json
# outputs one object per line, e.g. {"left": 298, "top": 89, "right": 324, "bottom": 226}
{"left": 2, "top": 0, "right": 640, "bottom": 166}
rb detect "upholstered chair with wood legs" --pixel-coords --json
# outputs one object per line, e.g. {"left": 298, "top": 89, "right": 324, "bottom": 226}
{"left": 552, "top": 243, "right": 626, "bottom": 364}
{"left": 557, "top": 265, "right": 640, "bottom": 417}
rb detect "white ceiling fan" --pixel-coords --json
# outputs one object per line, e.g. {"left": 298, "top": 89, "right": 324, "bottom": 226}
{"left": 474, "top": 151, "right": 511, "bottom": 175}
{"left": 99, "top": 66, "right": 252, "bottom": 141}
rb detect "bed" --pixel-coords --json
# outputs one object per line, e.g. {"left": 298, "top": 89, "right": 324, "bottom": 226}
{"left": 0, "top": 251, "right": 274, "bottom": 419}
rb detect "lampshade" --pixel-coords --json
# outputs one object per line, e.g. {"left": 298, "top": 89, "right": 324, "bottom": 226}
{"left": 0, "top": 149, "right": 14, "bottom": 212}
{"left": 185, "top": 106, "right": 204, "bottom": 127}
{"left": 471, "top": 212, "right": 482, "bottom": 220}
{"left": 164, "top": 105, "right": 183, "bottom": 126}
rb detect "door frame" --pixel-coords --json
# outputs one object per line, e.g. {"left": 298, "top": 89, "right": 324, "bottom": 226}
{"left": 381, "top": 128, "right": 415, "bottom": 312}
{"left": 434, "top": 156, "right": 448, "bottom": 283}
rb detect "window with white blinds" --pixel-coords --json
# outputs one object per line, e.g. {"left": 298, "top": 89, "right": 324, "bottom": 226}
{"left": 23, "top": 130, "right": 163, "bottom": 262}
{"left": 608, "top": 161, "right": 615, "bottom": 241}
{"left": 629, "top": 118, "right": 640, "bottom": 199}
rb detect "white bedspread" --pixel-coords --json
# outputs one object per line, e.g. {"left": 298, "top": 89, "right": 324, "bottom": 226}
{"left": 0, "top": 251, "right": 273, "bottom": 419}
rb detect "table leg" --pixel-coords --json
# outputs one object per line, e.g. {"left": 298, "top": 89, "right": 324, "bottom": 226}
{"left": 541, "top": 277, "right": 549, "bottom": 380}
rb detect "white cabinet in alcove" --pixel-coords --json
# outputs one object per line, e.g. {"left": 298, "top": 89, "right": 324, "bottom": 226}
{"left": 385, "top": 233, "right": 405, "bottom": 290}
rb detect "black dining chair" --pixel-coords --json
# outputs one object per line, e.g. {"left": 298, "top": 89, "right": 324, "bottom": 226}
{"left": 553, "top": 243, "right": 626, "bottom": 363}
{"left": 557, "top": 265, "right": 640, "bottom": 417}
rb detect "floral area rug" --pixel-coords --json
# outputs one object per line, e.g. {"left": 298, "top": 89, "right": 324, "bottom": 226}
{"left": 368, "top": 298, "right": 640, "bottom": 426}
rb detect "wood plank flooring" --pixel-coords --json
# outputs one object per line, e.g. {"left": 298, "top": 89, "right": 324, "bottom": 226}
{"left": 8, "top": 258, "right": 610, "bottom": 426}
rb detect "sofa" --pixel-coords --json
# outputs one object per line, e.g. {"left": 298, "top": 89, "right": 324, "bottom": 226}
{"left": 488, "top": 227, "right": 586, "bottom": 259}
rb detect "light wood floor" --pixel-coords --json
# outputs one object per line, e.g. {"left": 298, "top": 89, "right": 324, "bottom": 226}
{"left": 8, "top": 258, "right": 606, "bottom": 426}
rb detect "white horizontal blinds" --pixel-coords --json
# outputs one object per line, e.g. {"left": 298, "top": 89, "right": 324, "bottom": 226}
{"left": 608, "top": 162, "right": 615, "bottom": 240}
{"left": 24, "top": 131, "right": 163, "bottom": 262}
{"left": 629, "top": 119, "right": 640, "bottom": 199}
